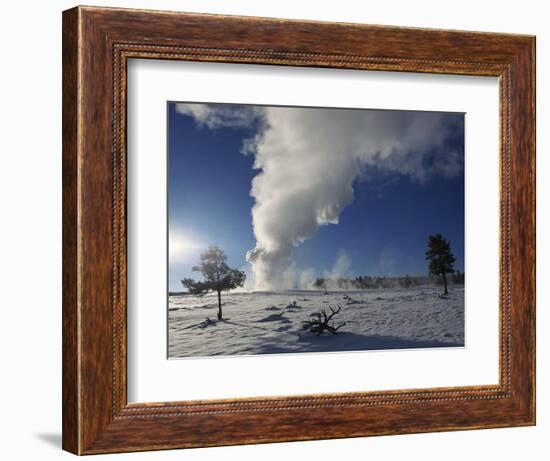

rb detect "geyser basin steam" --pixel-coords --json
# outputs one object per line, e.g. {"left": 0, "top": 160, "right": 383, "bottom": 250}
{"left": 176, "top": 103, "right": 463, "bottom": 290}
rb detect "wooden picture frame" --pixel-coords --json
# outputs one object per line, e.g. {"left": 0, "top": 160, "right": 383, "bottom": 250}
{"left": 62, "top": 5, "right": 535, "bottom": 455}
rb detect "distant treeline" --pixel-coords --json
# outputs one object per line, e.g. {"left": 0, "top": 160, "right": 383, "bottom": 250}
{"left": 313, "top": 270, "right": 465, "bottom": 290}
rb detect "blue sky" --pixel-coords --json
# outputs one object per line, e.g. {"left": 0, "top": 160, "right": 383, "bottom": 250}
{"left": 168, "top": 102, "right": 464, "bottom": 292}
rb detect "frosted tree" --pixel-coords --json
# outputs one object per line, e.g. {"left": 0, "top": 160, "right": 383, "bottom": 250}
{"left": 425, "top": 234, "right": 456, "bottom": 295}
{"left": 182, "top": 245, "right": 246, "bottom": 320}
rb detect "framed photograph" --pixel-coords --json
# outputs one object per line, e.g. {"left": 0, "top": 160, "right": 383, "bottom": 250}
{"left": 62, "top": 6, "right": 535, "bottom": 454}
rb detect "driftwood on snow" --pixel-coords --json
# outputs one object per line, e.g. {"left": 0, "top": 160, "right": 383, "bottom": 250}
{"left": 302, "top": 305, "right": 346, "bottom": 336}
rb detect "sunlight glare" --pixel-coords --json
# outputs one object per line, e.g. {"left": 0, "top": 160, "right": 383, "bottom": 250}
{"left": 169, "top": 232, "right": 202, "bottom": 260}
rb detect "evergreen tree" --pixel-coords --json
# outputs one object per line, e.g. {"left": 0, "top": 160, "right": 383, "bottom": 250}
{"left": 425, "top": 234, "right": 456, "bottom": 295}
{"left": 181, "top": 245, "right": 246, "bottom": 320}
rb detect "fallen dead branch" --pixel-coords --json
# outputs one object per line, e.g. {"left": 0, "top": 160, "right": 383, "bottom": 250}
{"left": 301, "top": 305, "right": 346, "bottom": 336}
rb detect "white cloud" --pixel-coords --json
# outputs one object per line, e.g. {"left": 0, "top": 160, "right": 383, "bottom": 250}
{"left": 175, "top": 102, "right": 263, "bottom": 130}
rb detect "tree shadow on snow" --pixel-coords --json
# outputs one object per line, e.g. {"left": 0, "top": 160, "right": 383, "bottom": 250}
{"left": 254, "top": 332, "right": 461, "bottom": 355}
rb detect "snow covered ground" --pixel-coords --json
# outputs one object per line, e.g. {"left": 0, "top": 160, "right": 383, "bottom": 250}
{"left": 168, "top": 286, "right": 464, "bottom": 358}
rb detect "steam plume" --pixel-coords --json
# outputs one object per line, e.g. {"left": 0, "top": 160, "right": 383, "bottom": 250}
{"left": 175, "top": 103, "right": 463, "bottom": 290}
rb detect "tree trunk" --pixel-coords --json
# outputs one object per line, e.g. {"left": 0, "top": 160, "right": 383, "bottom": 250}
{"left": 442, "top": 272, "right": 448, "bottom": 295}
{"left": 217, "top": 290, "right": 222, "bottom": 320}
